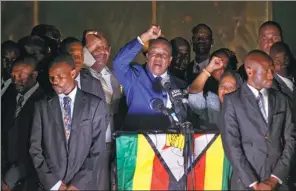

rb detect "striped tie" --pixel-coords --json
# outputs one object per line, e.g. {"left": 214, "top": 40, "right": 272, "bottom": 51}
{"left": 97, "top": 74, "right": 112, "bottom": 104}
{"left": 256, "top": 91, "right": 268, "bottom": 124}
{"left": 15, "top": 95, "right": 24, "bottom": 118}
{"left": 63, "top": 96, "right": 72, "bottom": 141}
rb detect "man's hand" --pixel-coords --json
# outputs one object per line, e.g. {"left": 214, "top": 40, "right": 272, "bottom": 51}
{"left": 1, "top": 182, "right": 10, "bottom": 191}
{"left": 67, "top": 184, "right": 79, "bottom": 191}
{"left": 253, "top": 182, "right": 272, "bottom": 191}
{"left": 263, "top": 176, "right": 279, "bottom": 190}
{"left": 205, "top": 56, "right": 224, "bottom": 73}
{"left": 58, "top": 183, "right": 67, "bottom": 191}
{"left": 139, "top": 25, "right": 162, "bottom": 43}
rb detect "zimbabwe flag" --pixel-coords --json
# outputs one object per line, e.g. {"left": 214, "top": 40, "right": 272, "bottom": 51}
{"left": 116, "top": 133, "right": 232, "bottom": 190}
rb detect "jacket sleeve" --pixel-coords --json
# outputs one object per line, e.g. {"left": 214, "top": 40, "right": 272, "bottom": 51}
{"left": 29, "top": 102, "right": 60, "bottom": 190}
{"left": 113, "top": 38, "right": 144, "bottom": 89}
{"left": 220, "top": 95, "right": 258, "bottom": 187}
{"left": 272, "top": 99, "right": 296, "bottom": 181}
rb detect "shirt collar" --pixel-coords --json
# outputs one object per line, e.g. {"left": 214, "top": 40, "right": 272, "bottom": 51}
{"left": 152, "top": 71, "right": 168, "bottom": 79}
{"left": 194, "top": 58, "right": 209, "bottom": 65}
{"left": 17, "top": 82, "right": 39, "bottom": 101}
{"left": 75, "top": 72, "right": 81, "bottom": 81}
{"left": 58, "top": 85, "right": 78, "bottom": 102}
{"left": 247, "top": 83, "right": 268, "bottom": 98}
{"left": 89, "top": 66, "right": 110, "bottom": 76}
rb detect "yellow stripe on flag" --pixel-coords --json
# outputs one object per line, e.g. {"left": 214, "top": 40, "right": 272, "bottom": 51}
{"left": 204, "top": 135, "right": 224, "bottom": 190}
{"left": 132, "top": 135, "right": 155, "bottom": 190}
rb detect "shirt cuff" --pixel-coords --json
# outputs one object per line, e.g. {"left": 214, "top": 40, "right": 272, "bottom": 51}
{"left": 50, "top": 180, "right": 62, "bottom": 190}
{"left": 249, "top": 181, "right": 258, "bottom": 187}
{"left": 271, "top": 174, "right": 282, "bottom": 184}
{"left": 137, "top": 36, "right": 145, "bottom": 45}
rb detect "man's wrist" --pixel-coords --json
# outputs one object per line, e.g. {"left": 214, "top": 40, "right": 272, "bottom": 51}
{"left": 139, "top": 33, "right": 150, "bottom": 43}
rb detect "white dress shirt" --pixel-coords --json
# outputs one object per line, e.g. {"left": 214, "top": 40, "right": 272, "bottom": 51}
{"left": 74, "top": 72, "right": 81, "bottom": 89}
{"left": 277, "top": 74, "right": 294, "bottom": 91}
{"left": 16, "top": 82, "right": 39, "bottom": 107}
{"left": 247, "top": 83, "right": 282, "bottom": 187}
{"left": 1, "top": 78, "right": 12, "bottom": 96}
{"left": 51, "top": 86, "right": 77, "bottom": 191}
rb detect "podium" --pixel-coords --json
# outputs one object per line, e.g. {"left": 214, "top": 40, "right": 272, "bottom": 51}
{"left": 115, "top": 130, "right": 232, "bottom": 190}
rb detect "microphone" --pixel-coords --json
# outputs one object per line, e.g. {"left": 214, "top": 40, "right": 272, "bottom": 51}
{"left": 161, "top": 75, "right": 171, "bottom": 91}
{"left": 150, "top": 98, "right": 179, "bottom": 123}
{"left": 168, "top": 88, "right": 187, "bottom": 123}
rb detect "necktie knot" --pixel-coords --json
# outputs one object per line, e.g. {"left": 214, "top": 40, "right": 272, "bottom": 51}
{"left": 17, "top": 95, "right": 24, "bottom": 106}
{"left": 63, "top": 96, "right": 71, "bottom": 108}
{"left": 155, "top": 76, "right": 162, "bottom": 82}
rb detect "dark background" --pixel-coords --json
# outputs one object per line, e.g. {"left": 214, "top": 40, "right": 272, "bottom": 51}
{"left": 2, "top": 1, "right": 296, "bottom": 66}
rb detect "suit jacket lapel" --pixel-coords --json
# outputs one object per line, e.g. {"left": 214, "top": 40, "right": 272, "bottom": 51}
{"left": 70, "top": 89, "right": 87, "bottom": 131}
{"left": 267, "top": 88, "right": 276, "bottom": 127}
{"left": 274, "top": 75, "right": 293, "bottom": 100}
{"left": 48, "top": 95, "right": 68, "bottom": 149}
{"left": 241, "top": 83, "right": 268, "bottom": 133}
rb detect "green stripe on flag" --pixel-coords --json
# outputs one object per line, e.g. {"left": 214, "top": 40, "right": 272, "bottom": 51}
{"left": 116, "top": 134, "right": 138, "bottom": 190}
{"left": 221, "top": 155, "right": 232, "bottom": 190}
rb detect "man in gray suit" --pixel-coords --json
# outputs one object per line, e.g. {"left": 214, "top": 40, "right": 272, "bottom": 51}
{"left": 29, "top": 53, "right": 108, "bottom": 190}
{"left": 221, "top": 50, "right": 296, "bottom": 191}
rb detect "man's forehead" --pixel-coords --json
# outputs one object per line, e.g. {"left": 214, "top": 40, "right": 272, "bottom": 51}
{"left": 246, "top": 55, "right": 272, "bottom": 67}
{"left": 193, "top": 28, "right": 211, "bottom": 36}
{"left": 259, "top": 25, "right": 281, "bottom": 36}
{"left": 88, "top": 35, "right": 108, "bottom": 46}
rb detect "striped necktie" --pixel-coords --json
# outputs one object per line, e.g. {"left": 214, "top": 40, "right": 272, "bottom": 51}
{"left": 97, "top": 73, "right": 112, "bottom": 104}
{"left": 63, "top": 96, "right": 72, "bottom": 141}
{"left": 15, "top": 95, "right": 24, "bottom": 118}
{"left": 256, "top": 91, "right": 268, "bottom": 124}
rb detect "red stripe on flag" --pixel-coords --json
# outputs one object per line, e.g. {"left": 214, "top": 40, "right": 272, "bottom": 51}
{"left": 188, "top": 152, "right": 206, "bottom": 190}
{"left": 150, "top": 155, "right": 169, "bottom": 190}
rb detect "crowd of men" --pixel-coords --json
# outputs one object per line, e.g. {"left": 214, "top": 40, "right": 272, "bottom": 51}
{"left": 1, "top": 20, "right": 296, "bottom": 191}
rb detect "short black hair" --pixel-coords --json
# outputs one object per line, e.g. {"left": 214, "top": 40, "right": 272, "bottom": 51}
{"left": 59, "top": 37, "right": 82, "bottom": 53}
{"left": 270, "top": 41, "right": 296, "bottom": 71}
{"left": 149, "top": 37, "right": 172, "bottom": 55}
{"left": 170, "top": 37, "right": 190, "bottom": 52}
{"left": 1, "top": 40, "right": 21, "bottom": 57}
{"left": 31, "top": 24, "right": 61, "bottom": 42}
{"left": 210, "top": 48, "right": 238, "bottom": 70}
{"left": 13, "top": 55, "right": 38, "bottom": 71}
{"left": 259, "top": 21, "right": 283, "bottom": 38}
{"left": 191, "top": 24, "right": 213, "bottom": 38}
{"left": 17, "top": 35, "right": 49, "bottom": 55}
{"left": 48, "top": 53, "right": 75, "bottom": 69}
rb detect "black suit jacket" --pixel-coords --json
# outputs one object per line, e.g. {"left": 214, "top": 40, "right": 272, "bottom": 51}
{"left": 186, "top": 60, "right": 197, "bottom": 85}
{"left": 272, "top": 74, "right": 294, "bottom": 102}
{"left": 80, "top": 68, "right": 105, "bottom": 101}
{"left": 29, "top": 88, "right": 108, "bottom": 190}
{"left": 220, "top": 83, "right": 296, "bottom": 190}
{"left": 1, "top": 84, "right": 45, "bottom": 182}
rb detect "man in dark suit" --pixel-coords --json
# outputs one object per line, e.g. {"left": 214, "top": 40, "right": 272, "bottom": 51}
{"left": 220, "top": 50, "right": 295, "bottom": 191}
{"left": 270, "top": 41, "right": 295, "bottom": 102}
{"left": 59, "top": 37, "right": 106, "bottom": 101}
{"left": 29, "top": 53, "right": 108, "bottom": 190}
{"left": 1, "top": 56, "right": 44, "bottom": 191}
{"left": 186, "top": 24, "right": 213, "bottom": 84}
{"left": 113, "top": 25, "right": 188, "bottom": 130}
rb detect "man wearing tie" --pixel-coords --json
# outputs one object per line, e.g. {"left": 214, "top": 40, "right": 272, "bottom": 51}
{"left": 220, "top": 50, "right": 295, "bottom": 190}
{"left": 2, "top": 56, "right": 44, "bottom": 191}
{"left": 29, "top": 53, "right": 108, "bottom": 190}
{"left": 113, "top": 25, "right": 187, "bottom": 130}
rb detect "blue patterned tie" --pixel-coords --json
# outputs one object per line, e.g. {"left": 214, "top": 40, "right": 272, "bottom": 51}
{"left": 63, "top": 96, "right": 72, "bottom": 141}
{"left": 256, "top": 91, "right": 268, "bottom": 124}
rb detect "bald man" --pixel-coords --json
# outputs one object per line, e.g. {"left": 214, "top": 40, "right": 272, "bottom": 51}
{"left": 220, "top": 50, "right": 295, "bottom": 191}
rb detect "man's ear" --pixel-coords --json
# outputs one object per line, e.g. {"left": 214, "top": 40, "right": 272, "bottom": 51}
{"left": 70, "top": 69, "right": 77, "bottom": 79}
{"left": 245, "top": 65, "right": 253, "bottom": 77}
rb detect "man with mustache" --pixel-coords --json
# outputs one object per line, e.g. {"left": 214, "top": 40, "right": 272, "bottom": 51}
{"left": 220, "top": 50, "right": 295, "bottom": 191}
{"left": 29, "top": 53, "right": 108, "bottom": 191}
{"left": 1, "top": 56, "right": 44, "bottom": 191}
{"left": 113, "top": 25, "right": 188, "bottom": 130}
{"left": 169, "top": 37, "right": 191, "bottom": 81}
{"left": 82, "top": 31, "right": 123, "bottom": 190}
{"left": 186, "top": 24, "right": 214, "bottom": 84}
